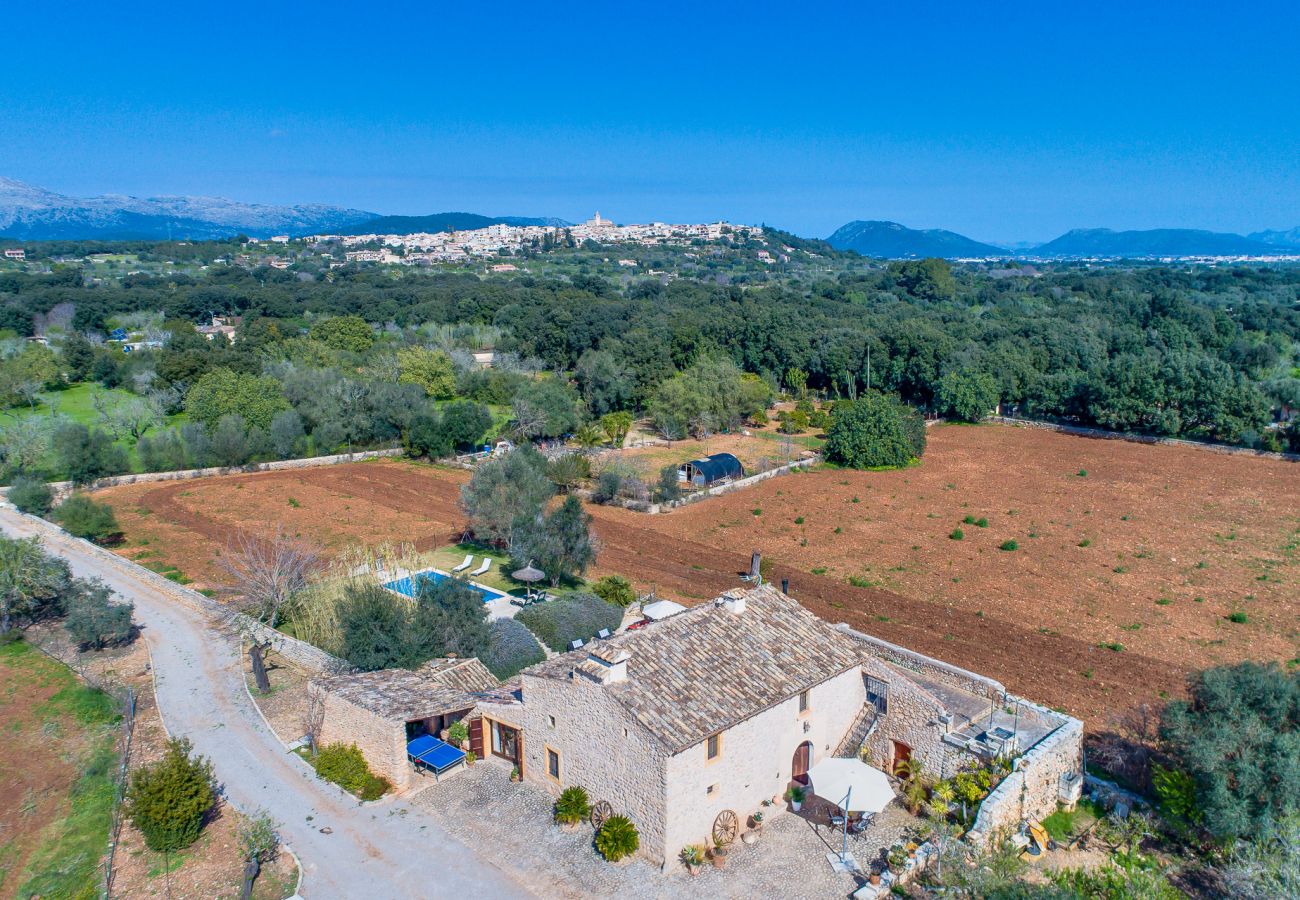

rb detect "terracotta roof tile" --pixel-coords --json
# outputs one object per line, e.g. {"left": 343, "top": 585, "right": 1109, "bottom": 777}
{"left": 524, "top": 585, "right": 860, "bottom": 753}
{"left": 313, "top": 657, "right": 500, "bottom": 722}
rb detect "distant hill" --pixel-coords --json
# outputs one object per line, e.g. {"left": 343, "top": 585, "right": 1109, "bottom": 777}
{"left": 826, "top": 220, "right": 1006, "bottom": 259}
{"left": 0, "top": 177, "right": 375, "bottom": 240}
{"left": 334, "top": 212, "right": 570, "bottom": 236}
{"left": 1032, "top": 227, "right": 1281, "bottom": 258}
{"left": 1248, "top": 226, "right": 1300, "bottom": 248}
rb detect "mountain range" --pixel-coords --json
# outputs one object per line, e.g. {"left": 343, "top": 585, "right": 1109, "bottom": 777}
{"left": 334, "top": 212, "right": 569, "bottom": 235}
{"left": 0, "top": 178, "right": 565, "bottom": 242}
{"left": 0, "top": 177, "right": 377, "bottom": 240}
{"left": 3, "top": 177, "right": 1298, "bottom": 259}
{"left": 826, "top": 221, "right": 1006, "bottom": 258}
{"left": 827, "top": 220, "right": 1300, "bottom": 259}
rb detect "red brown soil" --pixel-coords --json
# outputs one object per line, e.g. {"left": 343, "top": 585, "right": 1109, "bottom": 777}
{"left": 96, "top": 426, "right": 1300, "bottom": 725}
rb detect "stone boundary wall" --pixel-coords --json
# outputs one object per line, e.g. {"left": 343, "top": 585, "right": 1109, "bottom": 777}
{"left": 600, "top": 454, "right": 821, "bottom": 514}
{"left": 967, "top": 715, "right": 1084, "bottom": 846}
{"left": 3, "top": 503, "right": 345, "bottom": 674}
{"left": 51, "top": 447, "right": 405, "bottom": 500}
{"left": 835, "top": 623, "right": 1007, "bottom": 701}
{"left": 985, "top": 416, "right": 1298, "bottom": 462}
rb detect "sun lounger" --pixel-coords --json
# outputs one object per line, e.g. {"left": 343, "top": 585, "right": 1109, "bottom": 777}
{"left": 451, "top": 554, "right": 473, "bottom": 573}
{"left": 469, "top": 559, "right": 491, "bottom": 577}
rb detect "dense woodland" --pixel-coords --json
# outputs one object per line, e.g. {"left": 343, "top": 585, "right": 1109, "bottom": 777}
{"left": 0, "top": 242, "right": 1298, "bottom": 484}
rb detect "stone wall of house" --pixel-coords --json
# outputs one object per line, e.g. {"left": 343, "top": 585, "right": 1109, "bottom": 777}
{"left": 836, "top": 624, "right": 1005, "bottom": 705}
{"left": 857, "top": 658, "right": 967, "bottom": 779}
{"left": 662, "top": 665, "right": 865, "bottom": 866}
{"left": 966, "top": 713, "right": 1084, "bottom": 847}
{"left": 310, "top": 685, "right": 411, "bottom": 792}
{"left": 516, "top": 673, "right": 670, "bottom": 864}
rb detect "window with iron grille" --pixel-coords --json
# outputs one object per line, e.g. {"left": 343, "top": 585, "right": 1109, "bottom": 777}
{"left": 866, "top": 676, "right": 889, "bottom": 714}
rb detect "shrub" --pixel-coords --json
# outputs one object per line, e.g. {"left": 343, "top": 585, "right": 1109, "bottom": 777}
{"left": 950, "top": 528, "right": 964, "bottom": 540}
{"left": 999, "top": 539, "right": 1018, "bottom": 551}
{"left": 446, "top": 720, "right": 469, "bottom": 747}
{"left": 126, "top": 737, "right": 216, "bottom": 852}
{"left": 592, "top": 575, "right": 636, "bottom": 608}
{"left": 238, "top": 809, "right": 280, "bottom": 865}
{"left": 314, "top": 742, "right": 389, "bottom": 800}
{"left": 516, "top": 592, "right": 622, "bottom": 652}
{"left": 483, "top": 617, "right": 545, "bottom": 679}
{"left": 653, "top": 464, "right": 681, "bottom": 503}
{"left": 1226, "top": 611, "right": 1249, "bottom": 624}
{"left": 591, "top": 469, "right": 622, "bottom": 504}
{"left": 824, "top": 392, "right": 926, "bottom": 469}
{"left": 8, "top": 475, "right": 53, "bottom": 515}
{"left": 595, "top": 815, "right": 639, "bottom": 862}
{"left": 554, "top": 786, "right": 591, "bottom": 825}
{"left": 1160, "top": 661, "right": 1300, "bottom": 840}
{"left": 1151, "top": 763, "right": 1201, "bottom": 824}
{"left": 52, "top": 493, "right": 120, "bottom": 543}
{"left": 64, "top": 580, "right": 134, "bottom": 649}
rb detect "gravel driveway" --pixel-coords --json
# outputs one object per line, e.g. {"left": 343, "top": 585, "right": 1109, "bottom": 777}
{"left": 0, "top": 506, "right": 529, "bottom": 900}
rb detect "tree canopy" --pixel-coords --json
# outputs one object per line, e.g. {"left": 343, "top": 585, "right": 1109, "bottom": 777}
{"left": 824, "top": 392, "right": 927, "bottom": 468}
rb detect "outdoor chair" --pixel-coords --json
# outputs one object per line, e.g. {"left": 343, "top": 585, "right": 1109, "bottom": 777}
{"left": 470, "top": 559, "right": 492, "bottom": 577}
{"left": 451, "top": 554, "right": 473, "bottom": 573}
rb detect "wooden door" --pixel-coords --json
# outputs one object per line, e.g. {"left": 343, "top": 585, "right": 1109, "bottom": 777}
{"left": 468, "top": 717, "right": 485, "bottom": 758}
{"left": 792, "top": 741, "right": 812, "bottom": 784}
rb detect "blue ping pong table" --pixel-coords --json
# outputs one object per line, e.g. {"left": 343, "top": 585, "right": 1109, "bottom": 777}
{"left": 407, "top": 734, "right": 467, "bottom": 780}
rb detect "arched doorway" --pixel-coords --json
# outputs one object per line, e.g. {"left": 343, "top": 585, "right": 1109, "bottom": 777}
{"left": 791, "top": 741, "right": 813, "bottom": 785}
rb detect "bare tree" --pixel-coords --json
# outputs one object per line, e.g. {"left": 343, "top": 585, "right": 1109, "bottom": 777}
{"left": 219, "top": 527, "right": 320, "bottom": 691}
{"left": 301, "top": 687, "right": 326, "bottom": 757}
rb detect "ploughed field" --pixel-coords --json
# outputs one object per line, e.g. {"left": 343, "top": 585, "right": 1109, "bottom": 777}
{"left": 95, "top": 425, "right": 1299, "bottom": 725}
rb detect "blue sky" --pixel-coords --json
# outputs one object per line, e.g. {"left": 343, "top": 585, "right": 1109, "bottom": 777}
{"left": 3, "top": 1, "right": 1297, "bottom": 242}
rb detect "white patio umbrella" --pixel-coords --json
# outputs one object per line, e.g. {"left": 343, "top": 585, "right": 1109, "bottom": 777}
{"left": 807, "top": 757, "right": 895, "bottom": 872}
{"left": 806, "top": 757, "right": 895, "bottom": 814}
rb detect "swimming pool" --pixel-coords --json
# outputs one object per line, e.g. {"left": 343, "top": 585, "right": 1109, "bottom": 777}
{"left": 382, "top": 569, "right": 509, "bottom": 604}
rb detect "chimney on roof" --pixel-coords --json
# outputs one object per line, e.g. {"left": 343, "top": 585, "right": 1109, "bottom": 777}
{"left": 587, "top": 648, "right": 631, "bottom": 684}
{"left": 718, "top": 591, "right": 747, "bottom": 615}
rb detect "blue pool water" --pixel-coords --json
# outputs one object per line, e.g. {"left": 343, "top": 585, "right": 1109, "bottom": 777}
{"left": 383, "top": 568, "right": 508, "bottom": 603}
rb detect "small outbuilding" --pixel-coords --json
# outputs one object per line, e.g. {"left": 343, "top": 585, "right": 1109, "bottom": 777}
{"left": 309, "top": 657, "right": 500, "bottom": 792}
{"left": 677, "top": 452, "right": 744, "bottom": 487}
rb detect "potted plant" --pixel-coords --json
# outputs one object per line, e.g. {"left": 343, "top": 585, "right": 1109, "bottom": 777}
{"left": 869, "top": 868, "right": 882, "bottom": 886}
{"left": 710, "top": 838, "right": 729, "bottom": 869}
{"left": 906, "top": 840, "right": 918, "bottom": 859}
{"left": 887, "top": 844, "right": 908, "bottom": 874}
{"left": 447, "top": 720, "right": 469, "bottom": 750}
{"left": 554, "top": 785, "right": 591, "bottom": 831}
{"left": 748, "top": 810, "right": 765, "bottom": 830}
{"left": 786, "top": 785, "right": 805, "bottom": 812}
{"left": 465, "top": 750, "right": 477, "bottom": 767}
{"left": 509, "top": 766, "right": 521, "bottom": 783}
{"left": 680, "top": 844, "right": 705, "bottom": 875}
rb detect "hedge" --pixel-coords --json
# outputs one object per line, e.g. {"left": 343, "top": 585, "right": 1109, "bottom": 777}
{"left": 516, "top": 592, "right": 623, "bottom": 652}
{"left": 483, "top": 617, "right": 546, "bottom": 679}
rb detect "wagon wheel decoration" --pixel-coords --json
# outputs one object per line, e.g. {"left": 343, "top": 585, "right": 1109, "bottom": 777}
{"left": 712, "top": 809, "right": 739, "bottom": 846}
{"left": 590, "top": 800, "right": 613, "bottom": 829}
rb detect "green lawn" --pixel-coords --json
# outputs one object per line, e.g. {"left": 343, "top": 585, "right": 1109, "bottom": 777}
{"left": 422, "top": 542, "right": 588, "bottom": 598}
{"left": 1041, "top": 798, "right": 1104, "bottom": 844}
{"left": 1, "top": 382, "right": 187, "bottom": 476}
{"left": 0, "top": 639, "right": 123, "bottom": 900}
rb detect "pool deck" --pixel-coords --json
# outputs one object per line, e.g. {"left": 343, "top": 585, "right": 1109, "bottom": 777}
{"left": 382, "top": 567, "right": 521, "bottom": 621}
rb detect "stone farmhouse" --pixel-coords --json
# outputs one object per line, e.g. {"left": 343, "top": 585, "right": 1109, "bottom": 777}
{"left": 310, "top": 657, "right": 500, "bottom": 792}
{"left": 310, "top": 584, "right": 1083, "bottom": 867}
